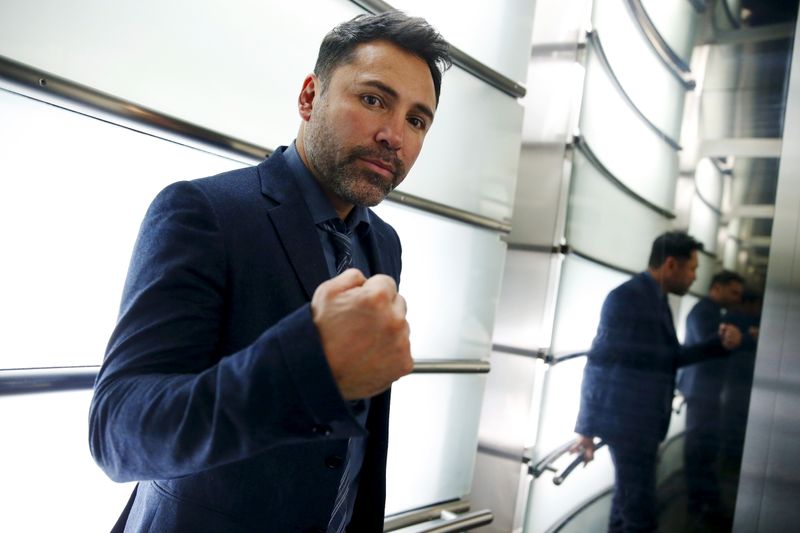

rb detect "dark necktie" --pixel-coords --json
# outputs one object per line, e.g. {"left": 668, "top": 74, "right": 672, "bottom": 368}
{"left": 318, "top": 219, "right": 353, "bottom": 275}
{"left": 318, "top": 218, "right": 359, "bottom": 533}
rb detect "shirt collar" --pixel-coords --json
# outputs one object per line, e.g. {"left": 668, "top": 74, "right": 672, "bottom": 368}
{"left": 284, "top": 142, "right": 371, "bottom": 232}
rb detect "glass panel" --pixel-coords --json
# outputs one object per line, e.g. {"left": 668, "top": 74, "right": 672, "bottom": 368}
{"left": 688, "top": 194, "right": 721, "bottom": 254}
{"left": 386, "top": 373, "right": 486, "bottom": 515}
{"left": 372, "top": 203, "right": 507, "bottom": 361}
{"left": 550, "top": 255, "right": 631, "bottom": 355}
{"left": 695, "top": 250, "right": 716, "bottom": 297}
{"left": 0, "top": 0, "right": 525, "bottom": 221}
{"left": 675, "top": 293, "right": 701, "bottom": 343}
{"left": 695, "top": 158, "right": 724, "bottom": 208}
{"left": 0, "top": 88, "right": 245, "bottom": 369}
{"left": 523, "top": 357, "right": 615, "bottom": 533}
{"left": 493, "top": 250, "right": 560, "bottom": 351}
{"left": 0, "top": 0, "right": 365, "bottom": 149}
{"left": 591, "top": 0, "right": 688, "bottom": 140}
{"left": 0, "top": 389, "right": 135, "bottom": 531}
{"left": 640, "top": 0, "right": 700, "bottom": 63}
{"left": 566, "top": 148, "right": 671, "bottom": 273}
{"left": 390, "top": 0, "right": 537, "bottom": 84}
{"left": 396, "top": 67, "right": 525, "bottom": 221}
{"left": 580, "top": 46, "right": 679, "bottom": 212}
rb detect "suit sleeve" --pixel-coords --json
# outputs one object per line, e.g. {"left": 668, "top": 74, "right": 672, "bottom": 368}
{"left": 675, "top": 302, "right": 728, "bottom": 368}
{"left": 89, "top": 181, "right": 362, "bottom": 483}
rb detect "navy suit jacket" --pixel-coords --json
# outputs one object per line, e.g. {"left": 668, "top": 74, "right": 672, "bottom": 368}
{"left": 575, "top": 272, "right": 727, "bottom": 445}
{"left": 676, "top": 297, "right": 729, "bottom": 401}
{"left": 89, "top": 147, "right": 402, "bottom": 532}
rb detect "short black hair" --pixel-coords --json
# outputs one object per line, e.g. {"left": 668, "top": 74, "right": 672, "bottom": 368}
{"left": 710, "top": 270, "right": 745, "bottom": 288}
{"left": 314, "top": 10, "right": 452, "bottom": 105}
{"left": 648, "top": 231, "right": 704, "bottom": 268}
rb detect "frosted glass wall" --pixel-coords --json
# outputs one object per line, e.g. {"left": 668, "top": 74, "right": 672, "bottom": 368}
{"left": 0, "top": 0, "right": 525, "bottom": 222}
{"left": 640, "top": 0, "right": 700, "bottom": 63}
{"left": 1, "top": 0, "right": 533, "bottom": 526}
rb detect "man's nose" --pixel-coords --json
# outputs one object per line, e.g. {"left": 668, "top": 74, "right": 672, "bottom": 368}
{"left": 375, "top": 115, "right": 404, "bottom": 151}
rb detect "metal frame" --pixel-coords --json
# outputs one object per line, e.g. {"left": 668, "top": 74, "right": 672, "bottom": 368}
{"left": 349, "top": 0, "right": 526, "bottom": 99}
{"left": 384, "top": 500, "right": 493, "bottom": 532}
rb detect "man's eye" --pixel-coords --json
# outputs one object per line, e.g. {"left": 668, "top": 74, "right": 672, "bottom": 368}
{"left": 408, "top": 117, "right": 426, "bottom": 130}
{"left": 362, "top": 95, "right": 381, "bottom": 106}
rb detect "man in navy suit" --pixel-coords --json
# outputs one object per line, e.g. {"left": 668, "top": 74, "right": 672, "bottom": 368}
{"left": 89, "top": 11, "right": 451, "bottom": 532}
{"left": 677, "top": 270, "right": 744, "bottom": 524}
{"left": 571, "top": 232, "right": 741, "bottom": 532}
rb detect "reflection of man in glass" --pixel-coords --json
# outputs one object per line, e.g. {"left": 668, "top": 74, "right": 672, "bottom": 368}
{"left": 571, "top": 232, "right": 741, "bottom": 532}
{"left": 677, "top": 270, "right": 744, "bottom": 526}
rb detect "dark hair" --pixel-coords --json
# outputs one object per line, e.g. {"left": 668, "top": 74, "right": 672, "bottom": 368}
{"left": 710, "top": 270, "right": 745, "bottom": 288}
{"left": 314, "top": 10, "right": 452, "bottom": 105}
{"left": 648, "top": 231, "right": 704, "bottom": 268}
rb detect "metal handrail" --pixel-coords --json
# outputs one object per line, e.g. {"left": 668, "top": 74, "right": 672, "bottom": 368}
{"left": 553, "top": 440, "right": 607, "bottom": 485}
{"left": 548, "top": 351, "right": 590, "bottom": 364}
{"left": 350, "top": 0, "right": 526, "bottom": 99}
{"left": 624, "top": 0, "right": 697, "bottom": 88}
{"left": 385, "top": 500, "right": 470, "bottom": 531}
{"left": 0, "top": 55, "right": 512, "bottom": 235}
{"left": 586, "top": 30, "right": 683, "bottom": 151}
{"left": 718, "top": 0, "right": 741, "bottom": 29}
{"left": 409, "top": 510, "right": 493, "bottom": 532}
{"left": 412, "top": 360, "right": 491, "bottom": 374}
{"left": 0, "top": 359, "right": 488, "bottom": 396}
{"left": 529, "top": 438, "right": 607, "bottom": 485}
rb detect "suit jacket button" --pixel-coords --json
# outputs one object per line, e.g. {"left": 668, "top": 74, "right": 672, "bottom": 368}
{"left": 325, "top": 455, "right": 344, "bottom": 469}
{"left": 312, "top": 424, "right": 332, "bottom": 436}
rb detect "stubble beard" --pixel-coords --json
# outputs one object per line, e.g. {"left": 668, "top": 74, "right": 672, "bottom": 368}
{"left": 305, "top": 115, "right": 406, "bottom": 207}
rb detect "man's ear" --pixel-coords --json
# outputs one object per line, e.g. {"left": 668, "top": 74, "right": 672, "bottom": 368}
{"left": 298, "top": 74, "right": 318, "bottom": 122}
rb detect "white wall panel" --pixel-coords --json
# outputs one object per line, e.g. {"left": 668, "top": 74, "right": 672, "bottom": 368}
{"left": 397, "top": 67, "right": 524, "bottom": 221}
{"left": 0, "top": 390, "right": 135, "bottom": 532}
{"left": 0, "top": 88, "right": 245, "bottom": 369}
{"left": 581, "top": 47, "right": 679, "bottom": 212}
{"left": 386, "top": 373, "right": 486, "bottom": 515}
{"left": 640, "top": 0, "right": 699, "bottom": 64}
{"left": 591, "top": 0, "right": 687, "bottom": 140}
{"left": 567, "top": 149, "right": 671, "bottom": 273}
{"left": 390, "top": 0, "right": 536, "bottom": 84}
{"left": 493, "top": 251, "right": 559, "bottom": 351}
{"left": 550, "top": 255, "right": 631, "bottom": 355}
{"left": 373, "top": 202, "right": 507, "bottom": 361}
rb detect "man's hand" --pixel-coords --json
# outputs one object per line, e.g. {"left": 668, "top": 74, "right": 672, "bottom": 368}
{"left": 311, "top": 269, "right": 413, "bottom": 400}
{"left": 569, "top": 435, "right": 596, "bottom": 464}
{"left": 719, "top": 323, "right": 742, "bottom": 350}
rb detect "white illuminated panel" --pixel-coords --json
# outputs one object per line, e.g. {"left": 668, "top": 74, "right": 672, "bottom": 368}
{"left": 0, "top": 0, "right": 525, "bottom": 222}
{"left": 580, "top": 46, "right": 679, "bottom": 212}
{"left": 695, "top": 158, "right": 724, "bottom": 209}
{"left": 390, "top": 0, "right": 536, "bottom": 84}
{"left": 591, "top": 0, "right": 687, "bottom": 140}
{"left": 567, "top": 149, "right": 671, "bottom": 273}
{"left": 493, "top": 250, "right": 559, "bottom": 351}
{"left": 640, "top": 0, "right": 699, "bottom": 64}
{"left": 523, "top": 357, "right": 615, "bottom": 533}
{"left": 0, "top": 88, "right": 246, "bottom": 369}
{"left": 688, "top": 195, "right": 721, "bottom": 254}
{"left": 550, "top": 255, "right": 631, "bottom": 355}
{"left": 397, "top": 67, "right": 525, "bottom": 221}
{"left": 386, "top": 373, "right": 486, "bottom": 515}
{"left": 0, "top": 390, "right": 135, "bottom": 532}
{"left": 695, "top": 251, "right": 716, "bottom": 296}
{"left": 0, "top": 0, "right": 365, "bottom": 149}
{"left": 373, "top": 202, "right": 507, "bottom": 361}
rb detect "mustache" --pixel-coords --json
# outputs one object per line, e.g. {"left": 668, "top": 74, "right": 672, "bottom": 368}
{"left": 346, "top": 146, "right": 405, "bottom": 180}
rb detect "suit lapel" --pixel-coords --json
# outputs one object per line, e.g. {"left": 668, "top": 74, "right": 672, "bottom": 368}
{"left": 258, "top": 149, "right": 329, "bottom": 300}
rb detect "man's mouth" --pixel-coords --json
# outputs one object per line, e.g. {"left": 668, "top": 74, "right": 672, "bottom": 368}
{"left": 360, "top": 157, "right": 395, "bottom": 178}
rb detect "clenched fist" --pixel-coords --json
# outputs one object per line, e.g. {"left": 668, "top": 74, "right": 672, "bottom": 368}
{"left": 719, "top": 323, "right": 742, "bottom": 351}
{"left": 311, "top": 269, "right": 413, "bottom": 400}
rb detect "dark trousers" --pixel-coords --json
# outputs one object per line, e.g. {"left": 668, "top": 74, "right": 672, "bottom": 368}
{"left": 684, "top": 396, "right": 721, "bottom": 512}
{"left": 607, "top": 439, "right": 659, "bottom": 533}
